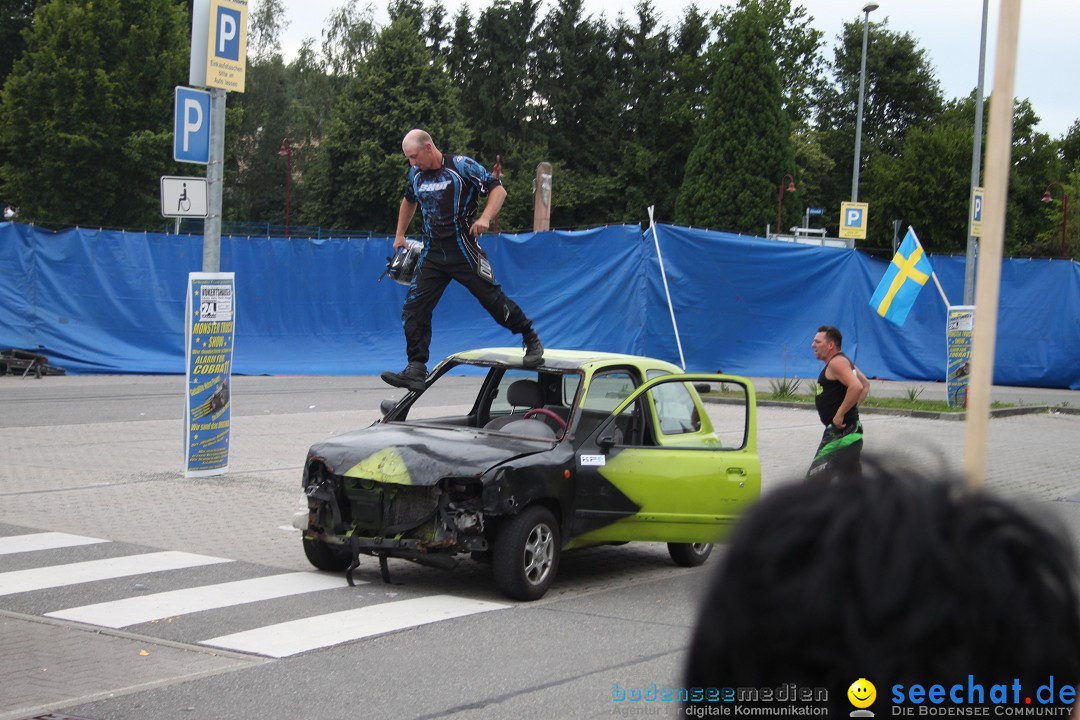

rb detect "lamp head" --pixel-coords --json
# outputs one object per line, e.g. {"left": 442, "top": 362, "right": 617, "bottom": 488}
{"left": 1042, "top": 191, "right": 1053, "bottom": 203}
{"left": 863, "top": 2, "right": 879, "bottom": 12}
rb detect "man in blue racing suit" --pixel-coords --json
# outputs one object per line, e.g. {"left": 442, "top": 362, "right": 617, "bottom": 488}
{"left": 381, "top": 128, "right": 543, "bottom": 391}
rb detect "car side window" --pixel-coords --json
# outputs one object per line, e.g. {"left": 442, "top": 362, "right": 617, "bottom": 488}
{"left": 648, "top": 381, "right": 701, "bottom": 435}
{"left": 581, "top": 370, "right": 637, "bottom": 414}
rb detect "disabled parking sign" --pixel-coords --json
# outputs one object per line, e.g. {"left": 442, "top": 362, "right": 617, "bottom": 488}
{"left": 204, "top": 0, "right": 248, "bottom": 92}
{"left": 839, "top": 202, "right": 869, "bottom": 240}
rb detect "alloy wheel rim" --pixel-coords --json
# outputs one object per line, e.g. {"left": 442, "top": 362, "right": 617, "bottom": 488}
{"left": 523, "top": 524, "right": 554, "bottom": 584}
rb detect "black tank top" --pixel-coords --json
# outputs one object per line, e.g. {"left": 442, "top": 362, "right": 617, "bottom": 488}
{"left": 815, "top": 353, "right": 859, "bottom": 427}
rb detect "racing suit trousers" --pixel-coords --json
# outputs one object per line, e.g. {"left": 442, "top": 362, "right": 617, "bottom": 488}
{"left": 402, "top": 238, "right": 532, "bottom": 365}
{"left": 806, "top": 420, "right": 863, "bottom": 482}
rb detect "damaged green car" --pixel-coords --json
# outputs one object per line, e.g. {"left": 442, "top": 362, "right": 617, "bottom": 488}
{"left": 293, "top": 348, "right": 761, "bottom": 601}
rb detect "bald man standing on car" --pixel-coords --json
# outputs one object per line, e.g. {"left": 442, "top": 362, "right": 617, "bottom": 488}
{"left": 381, "top": 129, "right": 543, "bottom": 391}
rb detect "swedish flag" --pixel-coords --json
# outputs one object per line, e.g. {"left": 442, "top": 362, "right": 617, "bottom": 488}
{"left": 869, "top": 228, "right": 934, "bottom": 326}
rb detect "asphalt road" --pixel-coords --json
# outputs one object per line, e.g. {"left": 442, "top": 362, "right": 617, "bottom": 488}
{"left": 2, "top": 374, "right": 1080, "bottom": 720}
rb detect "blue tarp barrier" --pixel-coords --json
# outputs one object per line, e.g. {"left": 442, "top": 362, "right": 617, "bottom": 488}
{"left": 1, "top": 221, "right": 1078, "bottom": 388}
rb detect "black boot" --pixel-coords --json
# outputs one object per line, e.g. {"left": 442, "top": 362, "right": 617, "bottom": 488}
{"left": 381, "top": 361, "right": 428, "bottom": 391}
{"left": 522, "top": 330, "right": 544, "bottom": 368}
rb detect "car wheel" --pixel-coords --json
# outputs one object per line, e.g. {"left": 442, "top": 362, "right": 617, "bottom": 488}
{"left": 667, "top": 542, "right": 713, "bottom": 567}
{"left": 303, "top": 536, "right": 351, "bottom": 572}
{"left": 494, "top": 506, "right": 560, "bottom": 601}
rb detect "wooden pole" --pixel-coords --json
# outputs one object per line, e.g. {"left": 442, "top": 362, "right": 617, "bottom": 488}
{"left": 963, "top": 0, "right": 1022, "bottom": 490}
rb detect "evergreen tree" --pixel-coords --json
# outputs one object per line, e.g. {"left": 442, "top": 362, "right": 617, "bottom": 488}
{"left": 718, "top": 0, "right": 824, "bottom": 128}
{"left": 303, "top": 16, "right": 466, "bottom": 232}
{"left": 617, "top": 2, "right": 677, "bottom": 223}
{"left": 0, "top": 0, "right": 189, "bottom": 227}
{"left": 533, "top": 0, "right": 626, "bottom": 226}
{"left": 675, "top": 5, "right": 794, "bottom": 233}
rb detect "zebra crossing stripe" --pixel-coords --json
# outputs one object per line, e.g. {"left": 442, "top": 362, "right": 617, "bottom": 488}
{"left": 0, "top": 532, "right": 109, "bottom": 555}
{"left": 201, "top": 594, "right": 510, "bottom": 658}
{"left": 45, "top": 572, "right": 352, "bottom": 628}
{"left": 0, "top": 551, "right": 232, "bottom": 596}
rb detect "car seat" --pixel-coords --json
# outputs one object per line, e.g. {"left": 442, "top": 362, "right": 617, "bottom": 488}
{"left": 484, "top": 379, "right": 543, "bottom": 431}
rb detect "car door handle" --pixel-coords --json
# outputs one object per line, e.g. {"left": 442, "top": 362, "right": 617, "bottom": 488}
{"left": 726, "top": 467, "right": 747, "bottom": 487}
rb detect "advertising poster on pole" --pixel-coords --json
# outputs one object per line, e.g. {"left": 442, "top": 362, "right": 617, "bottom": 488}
{"left": 185, "top": 272, "right": 235, "bottom": 477}
{"left": 947, "top": 306, "right": 975, "bottom": 408}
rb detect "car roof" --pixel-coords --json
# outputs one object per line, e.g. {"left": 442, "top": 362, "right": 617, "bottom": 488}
{"left": 447, "top": 347, "right": 684, "bottom": 374}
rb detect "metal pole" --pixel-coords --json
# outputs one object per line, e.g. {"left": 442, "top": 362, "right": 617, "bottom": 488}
{"left": 1061, "top": 189, "right": 1069, "bottom": 259}
{"left": 964, "top": 0, "right": 990, "bottom": 304}
{"left": 203, "top": 87, "right": 226, "bottom": 272}
{"left": 851, "top": 3, "right": 877, "bottom": 202}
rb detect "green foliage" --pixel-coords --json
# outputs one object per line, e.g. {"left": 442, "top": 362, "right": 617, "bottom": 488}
{"left": 675, "top": 5, "right": 794, "bottom": 233}
{"left": 0, "top": 0, "right": 1072, "bottom": 258}
{"left": 904, "top": 385, "right": 925, "bottom": 402}
{"left": 0, "top": 0, "right": 41, "bottom": 81}
{"left": 0, "top": 0, "right": 189, "bottom": 227}
{"left": 769, "top": 375, "right": 803, "bottom": 399}
{"left": 303, "top": 17, "right": 466, "bottom": 232}
{"left": 814, "top": 18, "right": 943, "bottom": 240}
{"left": 718, "top": 0, "right": 824, "bottom": 129}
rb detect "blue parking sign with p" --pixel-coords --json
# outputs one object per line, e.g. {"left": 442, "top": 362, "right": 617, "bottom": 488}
{"left": 846, "top": 207, "right": 864, "bottom": 227}
{"left": 174, "top": 87, "right": 211, "bottom": 164}
{"left": 215, "top": 5, "right": 242, "bottom": 61}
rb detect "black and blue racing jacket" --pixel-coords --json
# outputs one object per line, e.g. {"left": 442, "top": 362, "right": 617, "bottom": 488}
{"left": 403, "top": 153, "right": 502, "bottom": 255}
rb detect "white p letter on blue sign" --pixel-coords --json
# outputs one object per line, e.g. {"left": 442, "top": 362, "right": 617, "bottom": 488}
{"left": 174, "top": 86, "right": 211, "bottom": 164}
{"left": 215, "top": 7, "right": 242, "bottom": 61}
{"left": 846, "top": 208, "right": 863, "bottom": 227}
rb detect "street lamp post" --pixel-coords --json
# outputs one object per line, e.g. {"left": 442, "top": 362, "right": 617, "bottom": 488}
{"left": 851, "top": 2, "right": 879, "bottom": 203}
{"left": 777, "top": 174, "right": 797, "bottom": 236}
{"left": 278, "top": 138, "right": 292, "bottom": 238}
{"left": 1042, "top": 182, "right": 1069, "bottom": 259}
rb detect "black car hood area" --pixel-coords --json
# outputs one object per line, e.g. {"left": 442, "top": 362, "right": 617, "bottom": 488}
{"left": 309, "top": 422, "right": 554, "bottom": 486}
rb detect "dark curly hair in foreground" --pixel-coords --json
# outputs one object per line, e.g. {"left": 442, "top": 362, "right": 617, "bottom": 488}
{"left": 685, "top": 457, "right": 1080, "bottom": 713}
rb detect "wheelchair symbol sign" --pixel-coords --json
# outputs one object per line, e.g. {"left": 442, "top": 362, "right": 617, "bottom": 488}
{"left": 839, "top": 201, "right": 869, "bottom": 240}
{"left": 161, "top": 176, "right": 208, "bottom": 218}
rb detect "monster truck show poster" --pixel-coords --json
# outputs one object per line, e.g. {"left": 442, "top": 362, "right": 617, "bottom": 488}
{"left": 184, "top": 272, "right": 235, "bottom": 477}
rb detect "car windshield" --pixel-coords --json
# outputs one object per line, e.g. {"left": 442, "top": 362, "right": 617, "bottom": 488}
{"left": 390, "top": 361, "right": 578, "bottom": 441}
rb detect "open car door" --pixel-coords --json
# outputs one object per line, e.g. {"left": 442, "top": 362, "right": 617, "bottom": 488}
{"left": 568, "top": 374, "right": 760, "bottom": 547}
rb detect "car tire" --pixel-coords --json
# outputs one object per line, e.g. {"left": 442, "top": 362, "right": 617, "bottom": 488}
{"left": 667, "top": 542, "right": 713, "bottom": 567}
{"left": 303, "top": 536, "right": 351, "bottom": 572}
{"left": 494, "top": 506, "right": 560, "bottom": 601}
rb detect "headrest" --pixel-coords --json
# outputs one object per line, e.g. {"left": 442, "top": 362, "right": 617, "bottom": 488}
{"left": 506, "top": 379, "right": 542, "bottom": 408}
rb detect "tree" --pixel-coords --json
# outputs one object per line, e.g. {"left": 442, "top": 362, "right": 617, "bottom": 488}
{"left": 303, "top": 15, "right": 466, "bottom": 231}
{"left": 0, "top": 0, "right": 189, "bottom": 227}
{"left": 248, "top": 0, "right": 289, "bottom": 62}
{"left": 533, "top": 0, "right": 626, "bottom": 226}
{"left": 462, "top": 0, "right": 541, "bottom": 161}
{"left": 1005, "top": 99, "right": 1064, "bottom": 257}
{"left": 716, "top": 0, "right": 824, "bottom": 129}
{"left": 675, "top": 5, "right": 794, "bottom": 233}
{"left": 814, "top": 17, "right": 943, "bottom": 235}
{"left": 1, "top": 0, "right": 42, "bottom": 82}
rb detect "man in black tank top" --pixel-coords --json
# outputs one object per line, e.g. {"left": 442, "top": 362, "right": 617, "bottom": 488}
{"left": 808, "top": 325, "right": 870, "bottom": 481}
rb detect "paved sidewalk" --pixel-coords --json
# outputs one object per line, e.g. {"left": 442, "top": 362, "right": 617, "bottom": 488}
{"left": 2, "top": 374, "right": 1080, "bottom": 720}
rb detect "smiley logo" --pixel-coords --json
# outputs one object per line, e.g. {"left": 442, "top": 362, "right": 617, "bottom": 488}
{"left": 848, "top": 678, "right": 876, "bottom": 709}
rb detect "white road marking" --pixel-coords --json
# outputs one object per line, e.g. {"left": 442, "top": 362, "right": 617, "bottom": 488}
{"left": 45, "top": 572, "right": 351, "bottom": 628}
{"left": 201, "top": 594, "right": 510, "bottom": 658}
{"left": 0, "top": 551, "right": 232, "bottom": 596}
{"left": 0, "top": 532, "right": 109, "bottom": 555}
